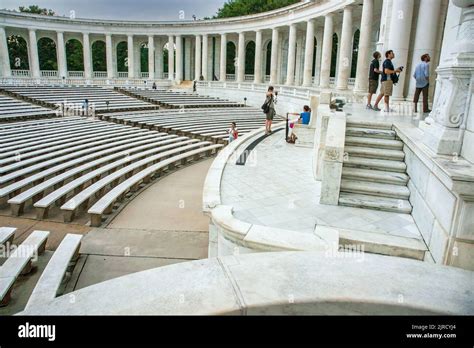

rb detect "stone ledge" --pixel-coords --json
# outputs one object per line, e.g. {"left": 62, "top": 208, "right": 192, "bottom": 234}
{"left": 19, "top": 251, "right": 474, "bottom": 315}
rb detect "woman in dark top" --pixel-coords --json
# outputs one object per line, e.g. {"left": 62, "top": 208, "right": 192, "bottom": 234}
{"left": 264, "top": 86, "right": 276, "bottom": 135}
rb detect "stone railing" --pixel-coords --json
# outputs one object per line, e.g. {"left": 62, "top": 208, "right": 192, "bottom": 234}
{"left": 93, "top": 71, "right": 107, "bottom": 78}
{"left": 40, "top": 70, "right": 58, "bottom": 77}
{"left": 141, "top": 72, "right": 149, "bottom": 78}
{"left": 0, "top": 77, "right": 173, "bottom": 88}
{"left": 203, "top": 124, "right": 338, "bottom": 256}
{"left": 244, "top": 74, "right": 254, "bottom": 81}
{"left": 117, "top": 71, "right": 128, "bottom": 78}
{"left": 11, "top": 69, "right": 30, "bottom": 77}
{"left": 68, "top": 71, "right": 84, "bottom": 78}
{"left": 19, "top": 250, "right": 474, "bottom": 315}
{"left": 226, "top": 74, "right": 236, "bottom": 81}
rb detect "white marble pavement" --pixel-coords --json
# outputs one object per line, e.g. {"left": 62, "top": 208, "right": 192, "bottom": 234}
{"left": 221, "top": 131, "right": 424, "bottom": 242}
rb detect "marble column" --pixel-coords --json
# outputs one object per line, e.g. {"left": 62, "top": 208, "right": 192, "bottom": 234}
{"left": 0, "top": 27, "right": 10, "bottom": 77}
{"left": 319, "top": 14, "right": 334, "bottom": 88}
{"left": 168, "top": 35, "right": 174, "bottom": 80}
{"left": 219, "top": 33, "right": 227, "bottom": 81}
{"left": 195, "top": 35, "right": 202, "bottom": 80}
{"left": 105, "top": 34, "right": 114, "bottom": 79}
{"left": 354, "top": 0, "right": 374, "bottom": 94}
{"left": 127, "top": 35, "right": 135, "bottom": 78}
{"left": 148, "top": 35, "right": 155, "bottom": 80}
{"left": 270, "top": 28, "right": 280, "bottom": 85}
{"left": 420, "top": 0, "right": 474, "bottom": 157}
{"left": 237, "top": 32, "right": 245, "bottom": 82}
{"left": 408, "top": 0, "right": 442, "bottom": 97}
{"left": 336, "top": 6, "right": 353, "bottom": 90}
{"left": 56, "top": 31, "right": 67, "bottom": 78}
{"left": 175, "top": 35, "right": 183, "bottom": 82}
{"left": 302, "top": 20, "right": 315, "bottom": 87}
{"left": 83, "top": 33, "right": 92, "bottom": 79}
{"left": 387, "top": 0, "right": 414, "bottom": 99}
{"left": 254, "top": 30, "right": 263, "bottom": 84}
{"left": 376, "top": 0, "right": 391, "bottom": 54}
{"left": 202, "top": 34, "right": 208, "bottom": 80}
{"left": 286, "top": 24, "right": 297, "bottom": 85}
{"left": 28, "top": 29, "right": 40, "bottom": 78}
{"left": 155, "top": 39, "right": 163, "bottom": 79}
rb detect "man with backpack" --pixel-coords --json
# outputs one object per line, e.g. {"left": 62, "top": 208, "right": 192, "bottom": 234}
{"left": 262, "top": 86, "right": 277, "bottom": 135}
{"left": 373, "top": 50, "right": 403, "bottom": 113}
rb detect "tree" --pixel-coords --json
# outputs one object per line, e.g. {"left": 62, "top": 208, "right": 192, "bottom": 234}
{"left": 18, "top": 5, "right": 55, "bottom": 16}
{"left": 214, "top": 0, "right": 299, "bottom": 18}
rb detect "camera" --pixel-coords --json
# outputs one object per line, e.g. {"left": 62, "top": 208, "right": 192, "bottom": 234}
{"left": 399, "top": 66, "right": 404, "bottom": 72}
{"left": 275, "top": 91, "right": 279, "bottom": 96}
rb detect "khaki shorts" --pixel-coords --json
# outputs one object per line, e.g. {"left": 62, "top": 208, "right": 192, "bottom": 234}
{"left": 368, "top": 79, "right": 379, "bottom": 94}
{"left": 381, "top": 80, "right": 393, "bottom": 97}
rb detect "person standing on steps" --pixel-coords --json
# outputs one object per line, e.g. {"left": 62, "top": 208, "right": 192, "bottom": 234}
{"left": 373, "top": 50, "right": 403, "bottom": 113}
{"left": 367, "top": 51, "right": 381, "bottom": 110}
{"left": 413, "top": 53, "right": 431, "bottom": 115}
{"left": 262, "top": 86, "right": 277, "bottom": 135}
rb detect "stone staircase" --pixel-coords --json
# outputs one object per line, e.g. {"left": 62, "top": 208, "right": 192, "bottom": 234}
{"left": 339, "top": 120, "right": 412, "bottom": 214}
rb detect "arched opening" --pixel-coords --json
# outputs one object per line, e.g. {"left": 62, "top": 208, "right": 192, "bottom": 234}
{"left": 7, "top": 35, "right": 29, "bottom": 70}
{"left": 330, "top": 33, "right": 338, "bottom": 78}
{"left": 140, "top": 42, "right": 149, "bottom": 73}
{"left": 38, "top": 37, "right": 57, "bottom": 71}
{"left": 226, "top": 41, "right": 236, "bottom": 75}
{"left": 116, "top": 41, "right": 128, "bottom": 72}
{"left": 92, "top": 40, "right": 106, "bottom": 72}
{"left": 245, "top": 41, "right": 255, "bottom": 75}
{"left": 312, "top": 37, "right": 317, "bottom": 77}
{"left": 66, "top": 39, "right": 84, "bottom": 72}
{"left": 265, "top": 40, "right": 272, "bottom": 76}
{"left": 351, "top": 30, "right": 360, "bottom": 78}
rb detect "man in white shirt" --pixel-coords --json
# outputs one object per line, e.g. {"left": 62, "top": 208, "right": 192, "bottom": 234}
{"left": 413, "top": 53, "right": 431, "bottom": 114}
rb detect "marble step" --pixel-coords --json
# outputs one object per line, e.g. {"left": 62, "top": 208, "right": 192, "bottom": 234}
{"left": 346, "top": 120, "right": 393, "bottom": 130}
{"left": 345, "top": 127, "right": 397, "bottom": 140}
{"left": 345, "top": 136, "right": 404, "bottom": 150}
{"left": 340, "top": 179, "right": 410, "bottom": 199}
{"left": 339, "top": 192, "right": 413, "bottom": 214}
{"left": 341, "top": 167, "right": 409, "bottom": 186}
{"left": 345, "top": 146, "right": 405, "bottom": 161}
{"left": 344, "top": 156, "right": 407, "bottom": 173}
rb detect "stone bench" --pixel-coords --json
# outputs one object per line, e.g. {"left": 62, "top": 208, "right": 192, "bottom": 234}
{"left": 5, "top": 134, "right": 172, "bottom": 215}
{"left": 0, "top": 230, "right": 49, "bottom": 306}
{"left": 88, "top": 143, "right": 223, "bottom": 227}
{"left": 34, "top": 136, "right": 192, "bottom": 220}
{"left": 24, "top": 233, "right": 82, "bottom": 310}
{"left": 0, "top": 131, "right": 161, "bottom": 186}
{"left": 0, "top": 227, "right": 16, "bottom": 247}
{"left": 61, "top": 140, "right": 210, "bottom": 223}
{"left": 0, "top": 128, "right": 149, "bottom": 176}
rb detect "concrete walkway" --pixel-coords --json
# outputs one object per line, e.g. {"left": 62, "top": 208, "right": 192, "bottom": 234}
{"left": 221, "top": 131, "right": 424, "bottom": 241}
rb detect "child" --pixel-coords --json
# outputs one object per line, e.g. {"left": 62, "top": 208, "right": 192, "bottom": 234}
{"left": 228, "top": 122, "right": 238, "bottom": 143}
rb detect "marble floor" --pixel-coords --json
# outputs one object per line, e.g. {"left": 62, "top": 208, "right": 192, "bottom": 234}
{"left": 221, "top": 131, "right": 424, "bottom": 241}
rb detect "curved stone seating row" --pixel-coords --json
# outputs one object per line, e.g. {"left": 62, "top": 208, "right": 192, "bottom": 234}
{"left": 0, "top": 118, "right": 222, "bottom": 226}
{"left": 0, "top": 229, "right": 49, "bottom": 306}
{"left": 18, "top": 251, "right": 474, "bottom": 315}
{"left": 1, "top": 85, "right": 158, "bottom": 113}
{"left": 0, "top": 227, "right": 83, "bottom": 308}
{"left": 0, "top": 93, "right": 56, "bottom": 121}
{"left": 118, "top": 87, "right": 245, "bottom": 108}
{"left": 100, "top": 107, "right": 275, "bottom": 142}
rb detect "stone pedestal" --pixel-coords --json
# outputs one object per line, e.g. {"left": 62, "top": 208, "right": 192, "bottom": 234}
{"left": 421, "top": 1, "right": 474, "bottom": 157}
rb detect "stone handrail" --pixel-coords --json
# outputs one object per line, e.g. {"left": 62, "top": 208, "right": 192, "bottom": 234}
{"left": 19, "top": 251, "right": 474, "bottom": 315}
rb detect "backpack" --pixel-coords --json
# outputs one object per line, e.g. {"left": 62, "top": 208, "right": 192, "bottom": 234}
{"left": 261, "top": 95, "right": 272, "bottom": 114}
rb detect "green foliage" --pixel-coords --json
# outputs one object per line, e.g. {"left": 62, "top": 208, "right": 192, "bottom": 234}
{"left": 92, "top": 41, "right": 106, "bottom": 72}
{"left": 8, "top": 35, "right": 29, "bottom": 70}
{"left": 116, "top": 42, "right": 128, "bottom": 72}
{"left": 38, "top": 38, "right": 57, "bottom": 70}
{"left": 214, "top": 0, "right": 299, "bottom": 18}
{"left": 18, "top": 5, "right": 55, "bottom": 15}
{"left": 66, "top": 39, "right": 84, "bottom": 71}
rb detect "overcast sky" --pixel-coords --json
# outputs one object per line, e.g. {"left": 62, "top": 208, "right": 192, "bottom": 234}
{"left": 1, "top": 0, "right": 227, "bottom": 21}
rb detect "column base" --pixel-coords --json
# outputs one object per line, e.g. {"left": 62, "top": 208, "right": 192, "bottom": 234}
{"left": 419, "top": 119, "right": 464, "bottom": 156}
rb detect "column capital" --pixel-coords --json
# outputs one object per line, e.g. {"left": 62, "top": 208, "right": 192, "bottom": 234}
{"left": 325, "top": 12, "right": 334, "bottom": 19}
